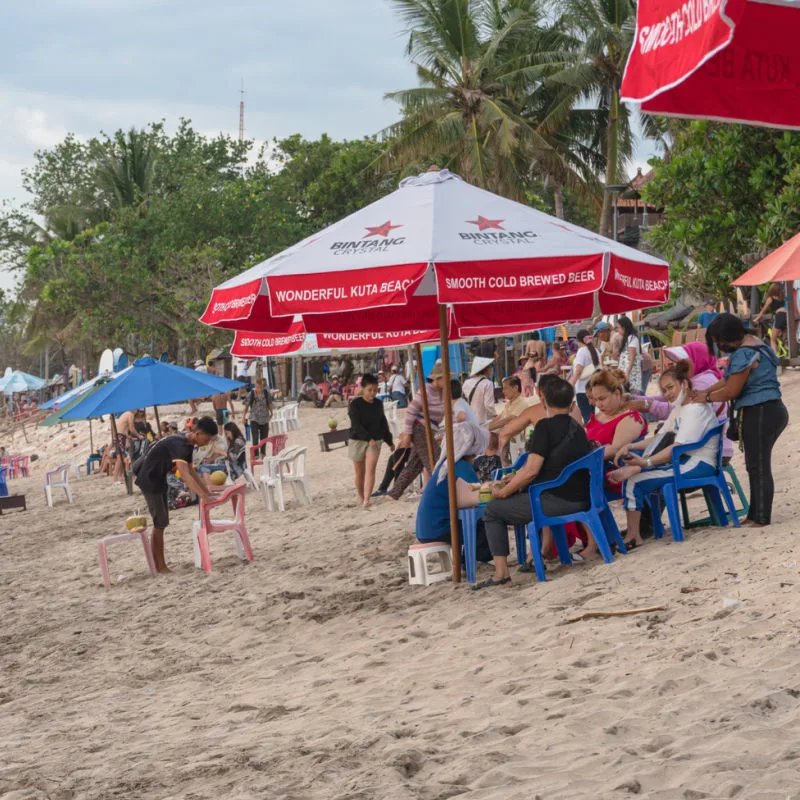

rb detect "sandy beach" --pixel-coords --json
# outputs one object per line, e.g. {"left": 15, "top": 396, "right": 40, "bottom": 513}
{"left": 2, "top": 375, "right": 800, "bottom": 800}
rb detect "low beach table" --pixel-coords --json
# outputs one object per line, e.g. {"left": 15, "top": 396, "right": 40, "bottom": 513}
{"left": 0, "top": 495, "right": 27, "bottom": 514}
{"left": 318, "top": 427, "right": 351, "bottom": 452}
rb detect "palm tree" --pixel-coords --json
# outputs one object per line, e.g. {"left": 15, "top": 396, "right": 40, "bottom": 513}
{"left": 544, "top": 0, "right": 640, "bottom": 237}
{"left": 379, "top": 0, "right": 577, "bottom": 201}
{"left": 96, "top": 128, "right": 157, "bottom": 208}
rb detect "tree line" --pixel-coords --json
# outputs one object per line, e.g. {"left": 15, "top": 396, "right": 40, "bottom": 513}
{"left": 1, "top": 0, "right": 799, "bottom": 375}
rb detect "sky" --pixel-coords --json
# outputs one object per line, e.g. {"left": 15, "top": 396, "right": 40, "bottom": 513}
{"left": 0, "top": 0, "right": 654, "bottom": 293}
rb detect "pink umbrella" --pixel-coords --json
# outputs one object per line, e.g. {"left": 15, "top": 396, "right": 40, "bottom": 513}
{"left": 621, "top": 0, "right": 800, "bottom": 128}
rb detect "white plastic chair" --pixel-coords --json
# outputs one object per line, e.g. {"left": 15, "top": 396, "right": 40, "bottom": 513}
{"left": 44, "top": 464, "right": 73, "bottom": 508}
{"left": 284, "top": 402, "right": 300, "bottom": 430}
{"left": 260, "top": 446, "right": 311, "bottom": 511}
{"left": 270, "top": 407, "right": 288, "bottom": 435}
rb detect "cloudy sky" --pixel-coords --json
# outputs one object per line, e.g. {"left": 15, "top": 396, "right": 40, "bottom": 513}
{"left": 0, "top": 0, "right": 652, "bottom": 292}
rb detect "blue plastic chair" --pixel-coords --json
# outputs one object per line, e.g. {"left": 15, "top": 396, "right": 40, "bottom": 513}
{"left": 0, "top": 465, "right": 8, "bottom": 497}
{"left": 490, "top": 453, "right": 533, "bottom": 568}
{"left": 458, "top": 506, "right": 527, "bottom": 583}
{"left": 645, "top": 423, "right": 740, "bottom": 542}
{"left": 86, "top": 454, "right": 102, "bottom": 474}
{"left": 526, "top": 448, "right": 627, "bottom": 582}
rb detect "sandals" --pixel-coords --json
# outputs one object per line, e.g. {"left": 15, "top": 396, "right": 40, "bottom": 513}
{"left": 623, "top": 539, "right": 640, "bottom": 550}
{"left": 472, "top": 576, "right": 512, "bottom": 591}
{"left": 518, "top": 561, "right": 548, "bottom": 573}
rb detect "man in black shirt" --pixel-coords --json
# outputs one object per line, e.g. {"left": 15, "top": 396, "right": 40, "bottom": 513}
{"left": 475, "top": 378, "right": 590, "bottom": 589}
{"left": 133, "top": 416, "right": 217, "bottom": 573}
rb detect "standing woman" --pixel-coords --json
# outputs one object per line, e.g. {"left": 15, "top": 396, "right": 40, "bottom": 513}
{"left": 692, "top": 314, "right": 788, "bottom": 527}
{"left": 616, "top": 315, "right": 642, "bottom": 393}
{"left": 569, "top": 328, "right": 600, "bottom": 423}
{"left": 388, "top": 360, "right": 445, "bottom": 500}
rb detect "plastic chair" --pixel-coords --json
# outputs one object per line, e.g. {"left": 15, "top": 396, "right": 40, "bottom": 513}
{"left": 408, "top": 542, "right": 452, "bottom": 586}
{"left": 14, "top": 456, "right": 30, "bottom": 478}
{"left": 44, "top": 465, "right": 73, "bottom": 507}
{"left": 526, "top": 448, "right": 627, "bottom": 582}
{"left": 249, "top": 433, "right": 288, "bottom": 468}
{"left": 270, "top": 407, "right": 288, "bottom": 435}
{"left": 383, "top": 400, "right": 400, "bottom": 439}
{"left": 458, "top": 506, "right": 527, "bottom": 583}
{"left": 679, "top": 462, "right": 749, "bottom": 528}
{"left": 260, "top": 446, "right": 312, "bottom": 511}
{"left": 86, "top": 454, "right": 102, "bottom": 474}
{"left": 96, "top": 530, "right": 157, "bottom": 588}
{"left": 0, "top": 465, "right": 8, "bottom": 497}
{"left": 283, "top": 402, "right": 300, "bottom": 430}
{"left": 645, "top": 423, "right": 740, "bottom": 542}
{"left": 194, "top": 484, "right": 254, "bottom": 573}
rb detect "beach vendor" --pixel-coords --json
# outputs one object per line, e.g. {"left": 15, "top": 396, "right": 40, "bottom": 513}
{"left": 462, "top": 356, "right": 497, "bottom": 425}
{"left": 415, "top": 421, "right": 492, "bottom": 563}
{"left": 476, "top": 378, "right": 590, "bottom": 590}
{"left": 347, "top": 374, "right": 394, "bottom": 508}
{"left": 132, "top": 417, "right": 217, "bottom": 572}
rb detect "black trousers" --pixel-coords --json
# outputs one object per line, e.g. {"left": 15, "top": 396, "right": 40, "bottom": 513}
{"left": 250, "top": 422, "right": 270, "bottom": 456}
{"left": 741, "top": 399, "right": 789, "bottom": 524}
{"left": 378, "top": 448, "right": 411, "bottom": 492}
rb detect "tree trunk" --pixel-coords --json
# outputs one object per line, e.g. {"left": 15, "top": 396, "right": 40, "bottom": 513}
{"left": 599, "top": 88, "right": 621, "bottom": 238}
{"left": 553, "top": 182, "right": 565, "bottom": 220}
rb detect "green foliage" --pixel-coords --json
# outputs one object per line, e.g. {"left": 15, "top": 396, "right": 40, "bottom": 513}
{"left": 643, "top": 123, "right": 800, "bottom": 299}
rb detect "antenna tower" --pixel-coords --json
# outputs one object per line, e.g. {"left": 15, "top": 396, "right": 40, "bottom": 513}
{"left": 238, "top": 78, "right": 245, "bottom": 142}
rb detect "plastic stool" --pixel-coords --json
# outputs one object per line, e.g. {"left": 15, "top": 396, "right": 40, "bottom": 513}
{"left": 408, "top": 542, "right": 452, "bottom": 586}
{"left": 97, "top": 530, "right": 157, "bottom": 588}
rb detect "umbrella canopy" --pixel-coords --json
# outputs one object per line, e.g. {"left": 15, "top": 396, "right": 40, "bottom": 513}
{"left": 201, "top": 169, "right": 668, "bottom": 335}
{"left": 621, "top": 0, "right": 800, "bottom": 129}
{"left": 733, "top": 231, "right": 800, "bottom": 285}
{"left": 59, "top": 357, "right": 242, "bottom": 420}
{"left": 39, "top": 382, "right": 109, "bottom": 426}
{"left": 0, "top": 371, "right": 47, "bottom": 395}
{"left": 39, "top": 365, "right": 133, "bottom": 410}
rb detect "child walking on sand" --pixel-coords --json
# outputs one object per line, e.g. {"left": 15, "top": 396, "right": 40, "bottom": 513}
{"left": 348, "top": 374, "right": 394, "bottom": 508}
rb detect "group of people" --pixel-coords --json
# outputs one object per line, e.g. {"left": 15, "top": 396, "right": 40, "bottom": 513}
{"left": 408, "top": 313, "right": 788, "bottom": 589}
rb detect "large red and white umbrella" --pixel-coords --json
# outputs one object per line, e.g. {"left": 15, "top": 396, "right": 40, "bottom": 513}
{"left": 621, "top": 0, "right": 800, "bottom": 128}
{"left": 202, "top": 169, "right": 668, "bottom": 337}
{"left": 203, "top": 169, "right": 669, "bottom": 582}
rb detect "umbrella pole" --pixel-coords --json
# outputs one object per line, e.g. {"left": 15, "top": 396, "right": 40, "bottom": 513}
{"left": 413, "top": 343, "right": 436, "bottom": 474}
{"left": 438, "top": 305, "right": 460, "bottom": 584}
{"left": 153, "top": 405, "right": 162, "bottom": 439}
{"left": 89, "top": 419, "right": 94, "bottom": 454}
{"left": 786, "top": 282, "right": 798, "bottom": 362}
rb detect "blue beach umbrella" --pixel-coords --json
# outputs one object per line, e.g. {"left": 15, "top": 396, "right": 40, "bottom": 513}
{"left": 60, "top": 357, "right": 241, "bottom": 419}
{"left": 0, "top": 371, "right": 47, "bottom": 395}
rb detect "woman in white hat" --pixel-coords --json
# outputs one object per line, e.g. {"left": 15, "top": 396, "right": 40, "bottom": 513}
{"left": 462, "top": 356, "right": 497, "bottom": 425}
{"left": 388, "top": 360, "right": 445, "bottom": 500}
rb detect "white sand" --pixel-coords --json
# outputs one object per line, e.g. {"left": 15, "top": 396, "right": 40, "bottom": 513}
{"left": 2, "top": 376, "right": 800, "bottom": 800}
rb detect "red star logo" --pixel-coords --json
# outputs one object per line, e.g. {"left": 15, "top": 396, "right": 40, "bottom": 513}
{"left": 363, "top": 220, "right": 403, "bottom": 238}
{"left": 466, "top": 215, "right": 504, "bottom": 231}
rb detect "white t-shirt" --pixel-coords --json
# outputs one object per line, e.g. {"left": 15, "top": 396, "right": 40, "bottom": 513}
{"left": 674, "top": 403, "right": 719, "bottom": 471}
{"left": 452, "top": 397, "right": 479, "bottom": 425}
{"left": 389, "top": 373, "right": 407, "bottom": 393}
{"left": 573, "top": 346, "right": 597, "bottom": 394}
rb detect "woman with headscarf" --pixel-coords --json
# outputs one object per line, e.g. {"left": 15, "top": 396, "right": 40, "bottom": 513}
{"left": 415, "top": 422, "right": 492, "bottom": 562}
{"left": 569, "top": 328, "right": 600, "bottom": 423}
{"left": 631, "top": 341, "right": 733, "bottom": 462}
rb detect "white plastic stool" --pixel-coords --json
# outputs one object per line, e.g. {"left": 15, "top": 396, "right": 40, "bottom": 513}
{"left": 407, "top": 542, "right": 453, "bottom": 586}
{"left": 192, "top": 520, "right": 247, "bottom": 569}
{"left": 97, "top": 530, "right": 157, "bottom": 588}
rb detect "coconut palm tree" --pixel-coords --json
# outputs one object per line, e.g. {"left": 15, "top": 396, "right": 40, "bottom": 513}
{"left": 96, "top": 128, "right": 157, "bottom": 208}
{"left": 379, "top": 0, "right": 581, "bottom": 201}
{"left": 544, "top": 0, "right": 641, "bottom": 236}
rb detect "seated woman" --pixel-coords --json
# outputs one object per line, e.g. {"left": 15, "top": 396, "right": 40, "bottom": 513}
{"left": 476, "top": 378, "right": 591, "bottom": 589}
{"left": 415, "top": 422, "right": 492, "bottom": 563}
{"left": 223, "top": 422, "right": 248, "bottom": 480}
{"left": 324, "top": 377, "right": 344, "bottom": 408}
{"left": 194, "top": 434, "right": 228, "bottom": 477}
{"left": 609, "top": 361, "right": 720, "bottom": 548}
{"left": 630, "top": 341, "right": 732, "bottom": 463}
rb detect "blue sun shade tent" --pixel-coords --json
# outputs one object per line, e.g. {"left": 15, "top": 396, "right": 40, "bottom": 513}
{"left": 59, "top": 357, "right": 242, "bottom": 419}
{"left": 0, "top": 371, "right": 47, "bottom": 395}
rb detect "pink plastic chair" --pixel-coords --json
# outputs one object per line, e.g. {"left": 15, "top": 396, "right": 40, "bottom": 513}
{"left": 193, "top": 484, "right": 253, "bottom": 573}
{"left": 97, "top": 530, "right": 157, "bottom": 588}
{"left": 249, "top": 433, "right": 288, "bottom": 468}
{"left": 15, "top": 455, "right": 30, "bottom": 478}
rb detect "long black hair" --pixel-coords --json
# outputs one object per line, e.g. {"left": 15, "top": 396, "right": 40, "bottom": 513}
{"left": 617, "top": 315, "right": 637, "bottom": 352}
{"left": 576, "top": 328, "right": 599, "bottom": 367}
{"left": 224, "top": 421, "right": 245, "bottom": 441}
